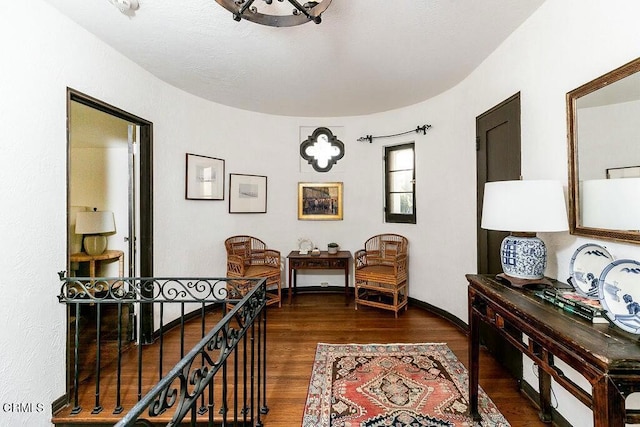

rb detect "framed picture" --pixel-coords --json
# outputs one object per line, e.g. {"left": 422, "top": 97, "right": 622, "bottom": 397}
{"left": 229, "top": 174, "right": 267, "bottom": 213}
{"left": 185, "top": 153, "right": 225, "bottom": 200}
{"left": 298, "top": 182, "right": 343, "bottom": 220}
{"left": 606, "top": 166, "right": 640, "bottom": 179}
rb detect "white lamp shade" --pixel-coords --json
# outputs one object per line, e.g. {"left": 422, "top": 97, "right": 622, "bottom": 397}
{"left": 75, "top": 210, "right": 116, "bottom": 235}
{"left": 481, "top": 180, "right": 568, "bottom": 232}
{"left": 580, "top": 178, "right": 640, "bottom": 230}
{"left": 69, "top": 206, "right": 88, "bottom": 255}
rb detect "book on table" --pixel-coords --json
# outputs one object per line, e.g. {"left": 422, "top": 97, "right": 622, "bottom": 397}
{"left": 535, "top": 290, "right": 609, "bottom": 324}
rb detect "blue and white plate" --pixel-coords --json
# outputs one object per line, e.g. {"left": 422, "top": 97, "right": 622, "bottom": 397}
{"left": 569, "top": 243, "right": 613, "bottom": 299}
{"left": 598, "top": 259, "right": 640, "bottom": 334}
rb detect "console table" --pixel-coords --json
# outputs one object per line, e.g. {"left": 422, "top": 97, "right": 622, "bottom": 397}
{"left": 287, "top": 250, "right": 352, "bottom": 305}
{"left": 70, "top": 250, "right": 124, "bottom": 279}
{"left": 466, "top": 274, "right": 640, "bottom": 427}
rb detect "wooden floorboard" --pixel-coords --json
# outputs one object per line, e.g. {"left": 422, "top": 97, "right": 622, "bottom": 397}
{"left": 53, "top": 292, "right": 546, "bottom": 426}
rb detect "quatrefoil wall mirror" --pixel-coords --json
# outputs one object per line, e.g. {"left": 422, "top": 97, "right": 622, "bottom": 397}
{"left": 300, "top": 127, "right": 344, "bottom": 172}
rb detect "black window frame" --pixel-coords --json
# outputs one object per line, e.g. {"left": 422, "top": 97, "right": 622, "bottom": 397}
{"left": 384, "top": 142, "right": 416, "bottom": 224}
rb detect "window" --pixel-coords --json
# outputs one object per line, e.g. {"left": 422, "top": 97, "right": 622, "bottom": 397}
{"left": 384, "top": 143, "right": 415, "bottom": 223}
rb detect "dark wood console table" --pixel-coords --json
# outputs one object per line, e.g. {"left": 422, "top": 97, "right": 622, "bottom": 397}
{"left": 467, "top": 274, "right": 640, "bottom": 426}
{"left": 287, "top": 251, "right": 352, "bottom": 305}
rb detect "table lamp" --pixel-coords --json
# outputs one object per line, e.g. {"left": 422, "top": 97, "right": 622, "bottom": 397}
{"left": 481, "top": 180, "right": 568, "bottom": 287}
{"left": 75, "top": 209, "right": 116, "bottom": 256}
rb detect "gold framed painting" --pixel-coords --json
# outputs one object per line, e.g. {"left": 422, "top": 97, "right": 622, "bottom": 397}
{"left": 298, "top": 182, "right": 343, "bottom": 220}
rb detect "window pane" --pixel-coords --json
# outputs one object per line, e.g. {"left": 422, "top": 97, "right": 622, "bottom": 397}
{"left": 385, "top": 142, "right": 415, "bottom": 224}
{"left": 388, "top": 193, "right": 414, "bottom": 214}
{"left": 388, "top": 147, "right": 414, "bottom": 171}
{"left": 389, "top": 170, "right": 413, "bottom": 192}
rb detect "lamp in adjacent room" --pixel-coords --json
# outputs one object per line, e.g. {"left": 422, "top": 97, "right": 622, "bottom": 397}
{"left": 75, "top": 209, "right": 116, "bottom": 256}
{"left": 481, "top": 180, "right": 568, "bottom": 287}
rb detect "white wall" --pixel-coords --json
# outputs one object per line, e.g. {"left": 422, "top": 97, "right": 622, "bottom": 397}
{"left": 451, "top": 1, "right": 640, "bottom": 425}
{"left": 70, "top": 147, "right": 129, "bottom": 277}
{"left": 2, "top": 0, "right": 640, "bottom": 425}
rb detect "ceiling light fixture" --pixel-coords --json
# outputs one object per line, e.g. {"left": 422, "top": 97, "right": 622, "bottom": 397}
{"left": 108, "top": 0, "right": 139, "bottom": 14}
{"left": 214, "top": 0, "right": 332, "bottom": 27}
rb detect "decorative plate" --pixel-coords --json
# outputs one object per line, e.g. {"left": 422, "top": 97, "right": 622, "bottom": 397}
{"left": 598, "top": 259, "right": 640, "bottom": 334}
{"left": 569, "top": 243, "right": 613, "bottom": 299}
{"left": 298, "top": 238, "right": 314, "bottom": 255}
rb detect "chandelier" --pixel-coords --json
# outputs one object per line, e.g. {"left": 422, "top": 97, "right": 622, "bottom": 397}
{"left": 214, "top": 0, "right": 332, "bottom": 27}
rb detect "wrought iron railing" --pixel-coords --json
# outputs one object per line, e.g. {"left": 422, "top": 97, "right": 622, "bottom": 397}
{"left": 57, "top": 274, "right": 268, "bottom": 426}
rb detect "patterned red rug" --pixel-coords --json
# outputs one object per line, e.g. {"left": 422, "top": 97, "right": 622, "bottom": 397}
{"left": 302, "top": 343, "right": 509, "bottom": 426}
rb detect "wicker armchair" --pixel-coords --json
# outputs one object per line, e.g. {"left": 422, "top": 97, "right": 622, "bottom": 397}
{"left": 225, "top": 235, "right": 282, "bottom": 307}
{"left": 354, "top": 234, "right": 408, "bottom": 317}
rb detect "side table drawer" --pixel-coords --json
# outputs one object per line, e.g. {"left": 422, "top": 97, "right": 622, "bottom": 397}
{"left": 291, "top": 259, "right": 347, "bottom": 269}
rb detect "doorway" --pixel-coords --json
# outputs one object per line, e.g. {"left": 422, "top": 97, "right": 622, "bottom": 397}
{"left": 476, "top": 93, "right": 522, "bottom": 378}
{"left": 66, "top": 89, "right": 154, "bottom": 389}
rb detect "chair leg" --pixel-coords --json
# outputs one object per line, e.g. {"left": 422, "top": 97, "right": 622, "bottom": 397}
{"left": 394, "top": 289, "right": 398, "bottom": 318}
{"left": 354, "top": 282, "right": 359, "bottom": 310}
{"left": 277, "top": 280, "right": 282, "bottom": 308}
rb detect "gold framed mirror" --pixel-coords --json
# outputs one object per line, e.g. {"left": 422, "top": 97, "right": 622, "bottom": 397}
{"left": 567, "top": 57, "right": 640, "bottom": 243}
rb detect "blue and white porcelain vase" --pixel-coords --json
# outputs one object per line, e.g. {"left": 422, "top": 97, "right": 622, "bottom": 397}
{"left": 500, "top": 233, "right": 546, "bottom": 279}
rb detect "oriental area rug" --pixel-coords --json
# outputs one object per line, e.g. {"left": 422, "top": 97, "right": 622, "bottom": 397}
{"left": 302, "top": 343, "right": 509, "bottom": 427}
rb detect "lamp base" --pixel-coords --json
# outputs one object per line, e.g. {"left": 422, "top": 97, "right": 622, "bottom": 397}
{"left": 496, "top": 272, "right": 553, "bottom": 289}
{"left": 83, "top": 235, "right": 107, "bottom": 256}
{"left": 500, "top": 232, "right": 547, "bottom": 280}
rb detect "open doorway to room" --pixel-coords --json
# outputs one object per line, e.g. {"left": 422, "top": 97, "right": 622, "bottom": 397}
{"left": 66, "top": 89, "right": 154, "bottom": 392}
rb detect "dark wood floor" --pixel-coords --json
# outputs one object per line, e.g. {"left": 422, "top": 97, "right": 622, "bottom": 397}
{"left": 262, "top": 292, "right": 546, "bottom": 426}
{"left": 54, "top": 292, "right": 547, "bottom": 426}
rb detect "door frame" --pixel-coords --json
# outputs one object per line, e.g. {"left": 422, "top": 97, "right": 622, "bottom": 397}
{"left": 475, "top": 92, "right": 522, "bottom": 380}
{"left": 476, "top": 92, "right": 521, "bottom": 274}
{"left": 66, "top": 88, "right": 155, "bottom": 345}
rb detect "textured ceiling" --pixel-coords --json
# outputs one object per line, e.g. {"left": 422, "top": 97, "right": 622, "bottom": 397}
{"left": 44, "top": 0, "right": 546, "bottom": 117}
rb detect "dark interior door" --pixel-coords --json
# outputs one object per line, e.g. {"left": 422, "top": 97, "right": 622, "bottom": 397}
{"left": 476, "top": 93, "right": 522, "bottom": 379}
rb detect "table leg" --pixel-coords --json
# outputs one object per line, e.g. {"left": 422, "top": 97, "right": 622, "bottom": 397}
{"left": 89, "top": 260, "right": 96, "bottom": 279}
{"left": 118, "top": 253, "right": 124, "bottom": 277}
{"left": 538, "top": 360, "right": 552, "bottom": 422}
{"left": 592, "top": 375, "right": 625, "bottom": 427}
{"left": 344, "top": 262, "right": 349, "bottom": 306}
{"left": 288, "top": 266, "right": 293, "bottom": 305}
{"left": 468, "top": 310, "right": 481, "bottom": 421}
{"left": 288, "top": 267, "right": 298, "bottom": 305}
{"left": 293, "top": 270, "right": 297, "bottom": 298}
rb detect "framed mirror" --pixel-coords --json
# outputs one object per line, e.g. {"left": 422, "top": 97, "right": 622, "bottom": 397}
{"left": 567, "top": 57, "right": 640, "bottom": 243}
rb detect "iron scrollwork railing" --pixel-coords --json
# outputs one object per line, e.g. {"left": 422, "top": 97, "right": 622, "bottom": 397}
{"left": 57, "top": 274, "right": 268, "bottom": 426}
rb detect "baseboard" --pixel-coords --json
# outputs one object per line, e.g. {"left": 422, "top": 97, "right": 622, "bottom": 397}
{"left": 51, "top": 393, "right": 68, "bottom": 416}
{"left": 520, "top": 380, "right": 572, "bottom": 427}
{"left": 284, "top": 285, "right": 346, "bottom": 295}
{"left": 407, "top": 297, "right": 468, "bottom": 333}
{"left": 284, "top": 289, "right": 469, "bottom": 333}
{"left": 151, "top": 302, "right": 222, "bottom": 342}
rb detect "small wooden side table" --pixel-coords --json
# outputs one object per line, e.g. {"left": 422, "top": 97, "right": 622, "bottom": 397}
{"left": 70, "top": 250, "right": 124, "bottom": 278}
{"left": 286, "top": 250, "right": 352, "bottom": 305}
